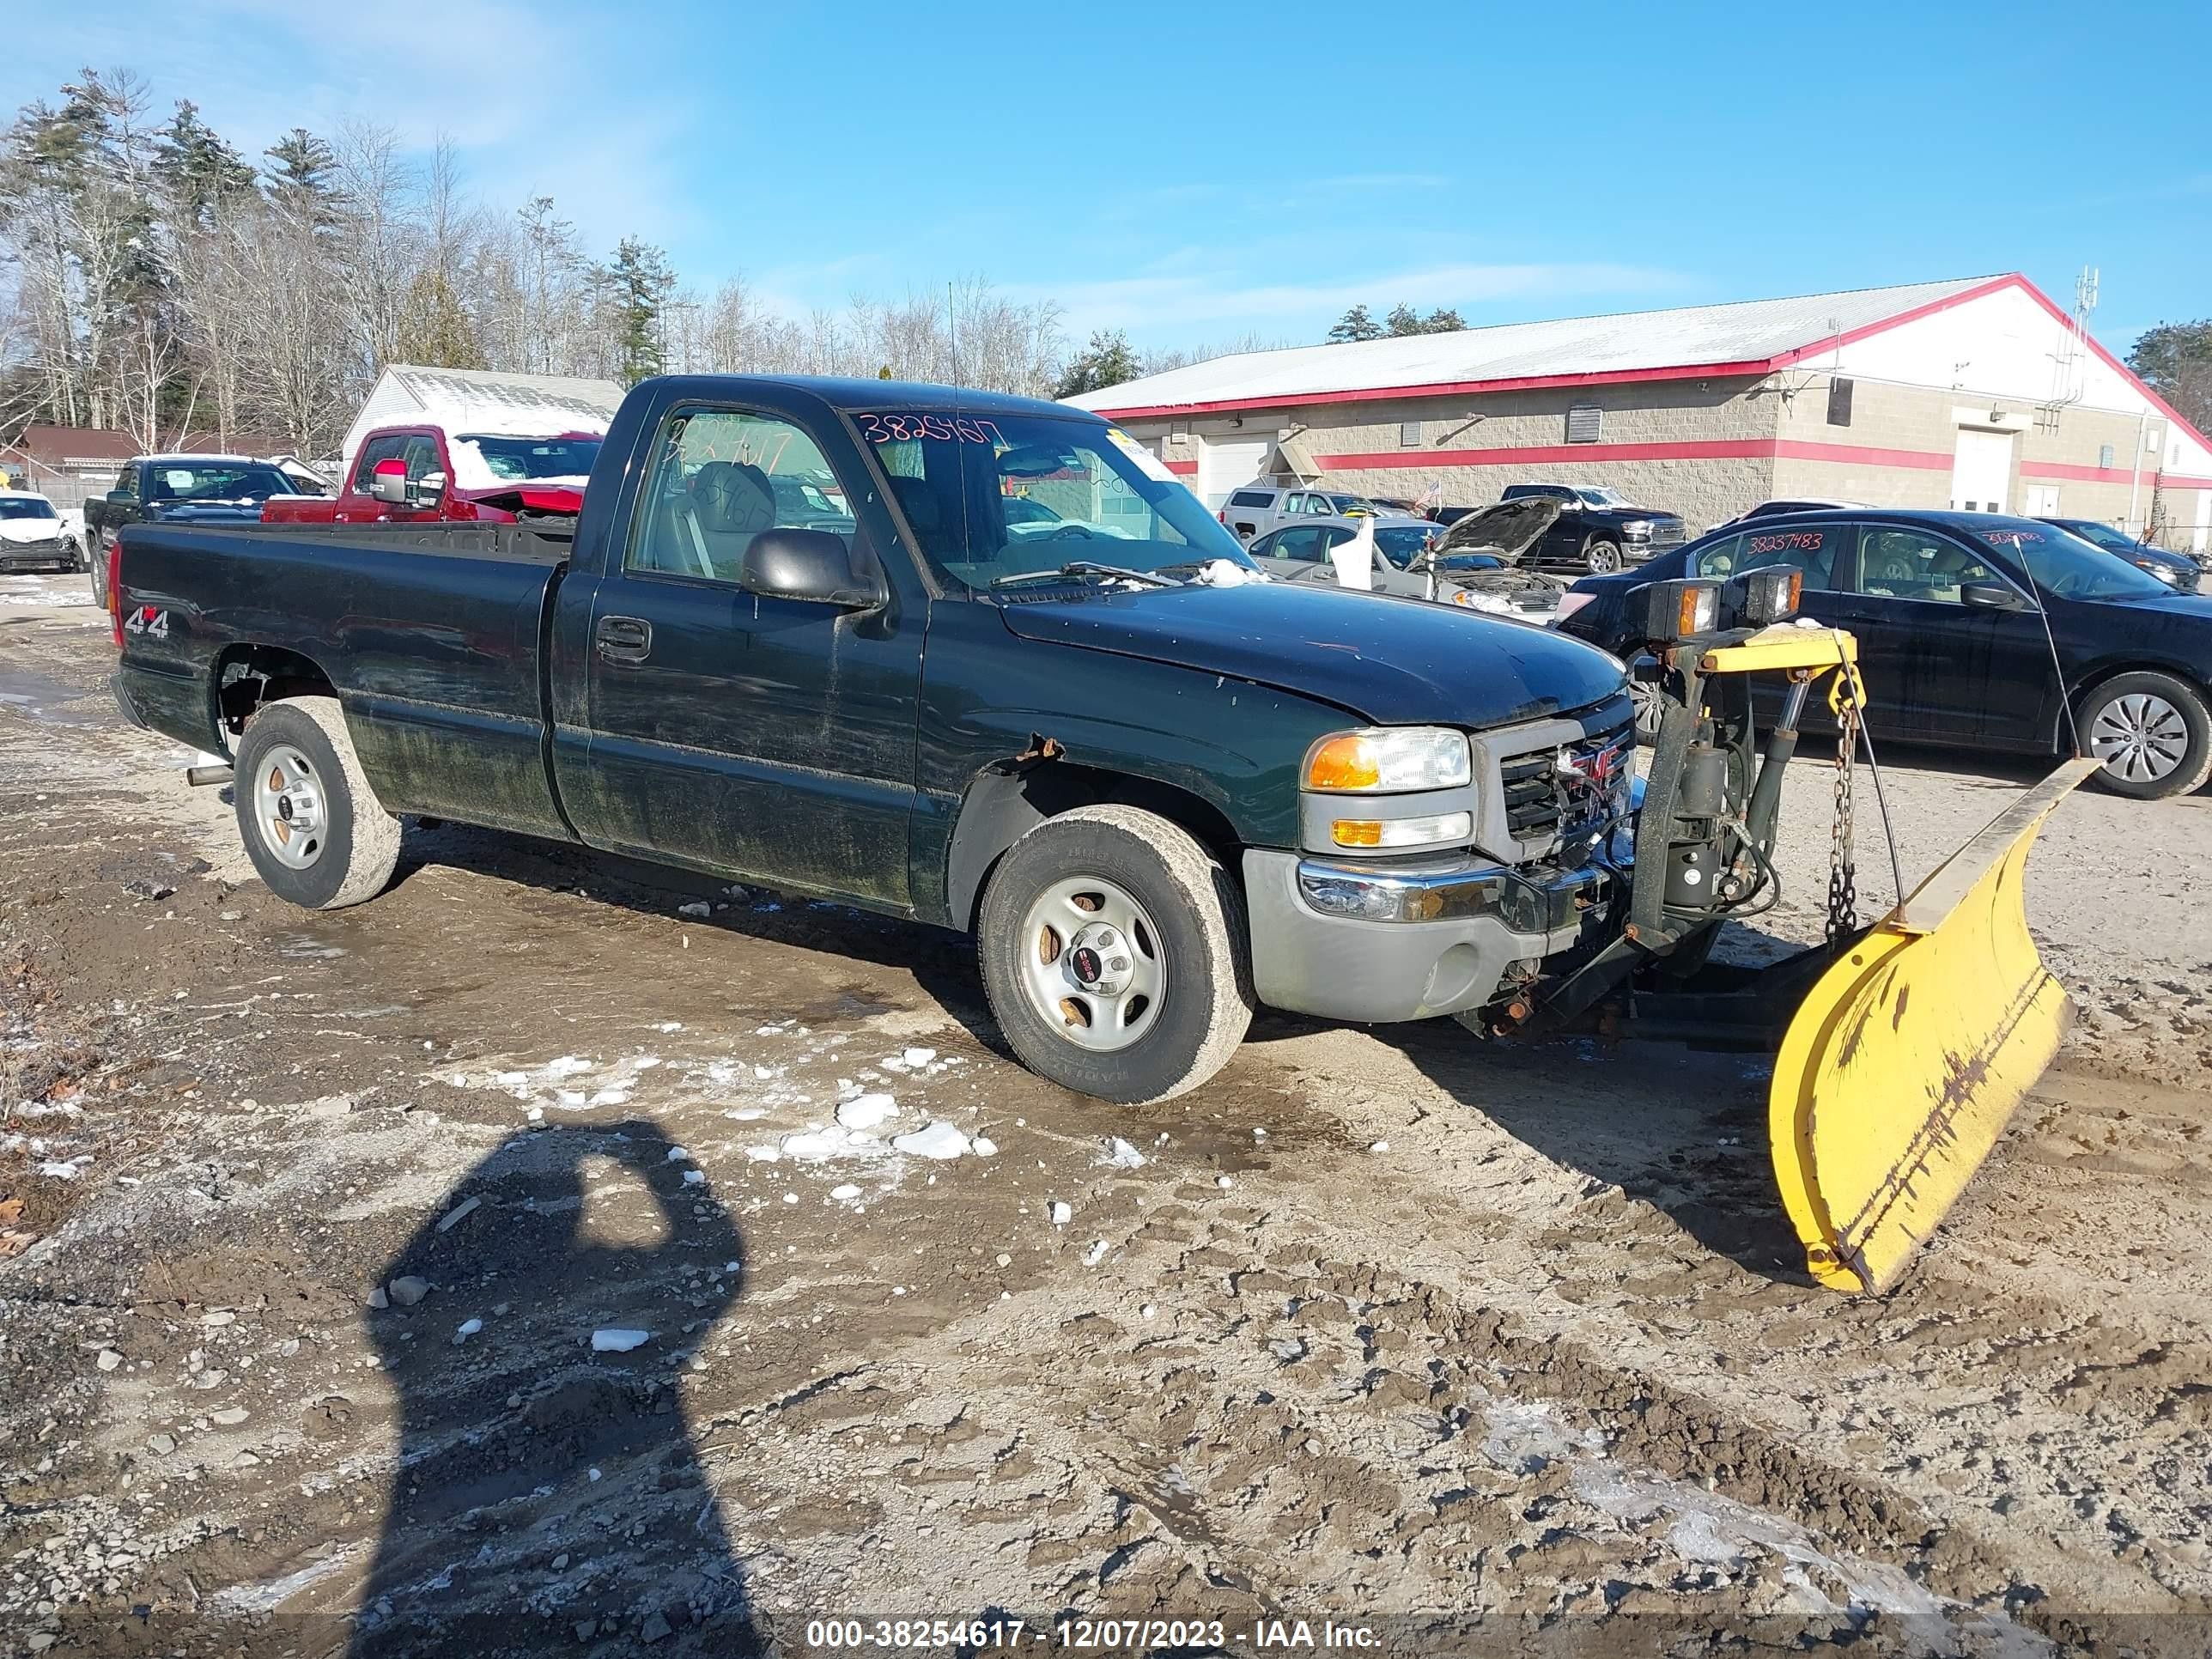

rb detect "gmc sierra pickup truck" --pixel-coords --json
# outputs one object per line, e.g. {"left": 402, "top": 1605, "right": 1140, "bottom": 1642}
{"left": 107, "top": 373, "right": 1686, "bottom": 1105}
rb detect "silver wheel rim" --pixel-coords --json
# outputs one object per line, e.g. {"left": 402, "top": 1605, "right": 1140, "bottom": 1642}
{"left": 252, "top": 744, "right": 329, "bottom": 869}
{"left": 2088, "top": 692, "right": 2190, "bottom": 784}
{"left": 1590, "top": 544, "right": 1621, "bottom": 574}
{"left": 1630, "top": 679, "right": 1661, "bottom": 738}
{"left": 1016, "top": 875, "right": 1166, "bottom": 1053}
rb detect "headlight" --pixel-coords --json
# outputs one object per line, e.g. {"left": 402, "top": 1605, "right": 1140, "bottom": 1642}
{"left": 1304, "top": 727, "right": 1472, "bottom": 793}
{"left": 1622, "top": 519, "right": 1652, "bottom": 537}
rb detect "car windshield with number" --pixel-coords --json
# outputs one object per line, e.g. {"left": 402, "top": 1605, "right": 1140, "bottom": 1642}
{"left": 1977, "top": 524, "right": 2171, "bottom": 600}
{"left": 853, "top": 410, "right": 1249, "bottom": 588}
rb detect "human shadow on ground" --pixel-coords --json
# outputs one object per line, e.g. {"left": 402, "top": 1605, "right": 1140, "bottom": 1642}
{"left": 349, "top": 1119, "right": 764, "bottom": 1656}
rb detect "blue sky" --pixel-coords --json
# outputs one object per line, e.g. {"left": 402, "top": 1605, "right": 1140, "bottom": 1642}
{"left": 12, "top": 0, "right": 2209, "bottom": 357}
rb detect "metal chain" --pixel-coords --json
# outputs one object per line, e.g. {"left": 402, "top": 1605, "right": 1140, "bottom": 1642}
{"left": 1826, "top": 668, "right": 1860, "bottom": 946}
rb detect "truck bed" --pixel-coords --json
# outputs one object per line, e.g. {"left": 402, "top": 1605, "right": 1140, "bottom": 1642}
{"left": 112, "top": 520, "right": 574, "bottom": 842}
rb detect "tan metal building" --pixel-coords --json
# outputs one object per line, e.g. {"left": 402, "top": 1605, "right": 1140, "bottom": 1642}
{"left": 1066, "top": 275, "right": 2212, "bottom": 550}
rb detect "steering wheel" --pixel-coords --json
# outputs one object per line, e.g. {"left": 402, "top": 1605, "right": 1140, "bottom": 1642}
{"left": 1042, "top": 523, "right": 1096, "bottom": 540}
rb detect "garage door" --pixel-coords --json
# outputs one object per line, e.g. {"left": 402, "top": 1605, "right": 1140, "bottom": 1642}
{"left": 1950, "top": 428, "right": 2014, "bottom": 514}
{"left": 1197, "top": 434, "right": 1275, "bottom": 510}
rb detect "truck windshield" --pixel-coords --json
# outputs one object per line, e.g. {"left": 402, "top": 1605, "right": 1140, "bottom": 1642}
{"left": 1576, "top": 486, "right": 1633, "bottom": 508}
{"left": 853, "top": 410, "right": 1249, "bottom": 589}
{"left": 0, "top": 498, "right": 58, "bottom": 520}
{"left": 146, "top": 465, "right": 293, "bottom": 502}
{"left": 452, "top": 434, "right": 602, "bottom": 483}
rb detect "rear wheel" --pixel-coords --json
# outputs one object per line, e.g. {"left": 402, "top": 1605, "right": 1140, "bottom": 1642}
{"left": 234, "top": 696, "right": 403, "bottom": 908}
{"left": 977, "top": 805, "right": 1253, "bottom": 1104}
{"left": 1585, "top": 539, "right": 1624, "bottom": 575}
{"left": 2080, "top": 672, "right": 2212, "bottom": 799}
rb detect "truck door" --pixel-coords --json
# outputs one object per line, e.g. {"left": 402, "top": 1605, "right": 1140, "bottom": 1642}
{"left": 559, "top": 400, "right": 925, "bottom": 909}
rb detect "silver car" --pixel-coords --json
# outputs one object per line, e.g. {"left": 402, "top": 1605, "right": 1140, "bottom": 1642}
{"left": 1218, "top": 484, "right": 1402, "bottom": 544}
{"left": 1244, "top": 512, "right": 1566, "bottom": 617}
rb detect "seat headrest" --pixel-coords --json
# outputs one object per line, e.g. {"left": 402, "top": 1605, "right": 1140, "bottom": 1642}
{"left": 688, "top": 460, "right": 775, "bottom": 536}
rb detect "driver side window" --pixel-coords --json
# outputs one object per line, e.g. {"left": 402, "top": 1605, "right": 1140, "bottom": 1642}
{"left": 352, "top": 435, "right": 405, "bottom": 493}
{"left": 628, "top": 407, "right": 853, "bottom": 585}
{"left": 1856, "top": 528, "right": 1999, "bottom": 605}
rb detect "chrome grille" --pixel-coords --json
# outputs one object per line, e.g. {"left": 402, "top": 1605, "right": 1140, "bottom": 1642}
{"left": 1646, "top": 519, "right": 1686, "bottom": 550}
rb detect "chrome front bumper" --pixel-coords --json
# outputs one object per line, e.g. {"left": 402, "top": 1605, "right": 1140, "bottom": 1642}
{"left": 1243, "top": 848, "right": 1622, "bottom": 1024}
{"left": 1295, "top": 856, "right": 1613, "bottom": 929}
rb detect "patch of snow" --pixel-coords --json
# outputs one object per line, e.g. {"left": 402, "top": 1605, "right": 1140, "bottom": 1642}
{"left": 890, "top": 1121, "right": 969, "bottom": 1160}
{"left": 1100, "top": 1137, "right": 1146, "bottom": 1169}
{"left": 836, "top": 1092, "right": 898, "bottom": 1132}
{"left": 592, "top": 1328, "right": 650, "bottom": 1352}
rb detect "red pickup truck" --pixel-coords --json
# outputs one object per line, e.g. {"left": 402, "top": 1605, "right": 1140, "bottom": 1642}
{"left": 263, "top": 424, "right": 603, "bottom": 526}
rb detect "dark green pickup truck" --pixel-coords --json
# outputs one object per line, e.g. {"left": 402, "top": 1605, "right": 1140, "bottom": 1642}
{"left": 106, "top": 373, "right": 1764, "bottom": 1104}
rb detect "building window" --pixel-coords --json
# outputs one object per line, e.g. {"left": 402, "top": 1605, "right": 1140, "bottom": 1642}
{"left": 1826, "top": 378, "right": 1854, "bottom": 427}
{"left": 2099, "top": 444, "right": 2116, "bottom": 470}
{"left": 1565, "top": 404, "right": 1601, "bottom": 444}
{"left": 1399, "top": 420, "right": 1423, "bottom": 447}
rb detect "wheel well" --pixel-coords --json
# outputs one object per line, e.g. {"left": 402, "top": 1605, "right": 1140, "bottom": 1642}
{"left": 2063, "top": 663, "right": 2212, "bottom": 744}
{"left": 946, "top": 762, "right": 1245, "bottom": 933}
{"left": 215, "top": 644, "right": 337, "bottom": 736}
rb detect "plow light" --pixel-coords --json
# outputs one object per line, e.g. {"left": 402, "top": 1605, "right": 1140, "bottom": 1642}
{"left": 1726, "top": 565, "right": 1803, "bottom": 628}
{"left": 1639, "top": 579, "right": 1721, "bottom": 644}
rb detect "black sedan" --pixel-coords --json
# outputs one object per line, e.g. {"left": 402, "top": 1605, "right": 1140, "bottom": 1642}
{"left": 1554, "top": 507, "right": 2212, "bottom": 799}
{"left": 2037, "top": 516, "right": 2202, "bottom": 592}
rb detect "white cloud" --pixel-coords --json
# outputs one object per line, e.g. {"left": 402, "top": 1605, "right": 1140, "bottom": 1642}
{"left": 1028, "top": 260, "right": 1696, "bottom": 343}
{"left": 7, "top": 0, "right": 696, "bottom": 256}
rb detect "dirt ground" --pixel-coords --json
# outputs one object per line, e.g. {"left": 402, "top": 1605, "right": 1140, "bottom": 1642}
{"left": 3, "top": 567, "right": 2209, "bottom": 1658}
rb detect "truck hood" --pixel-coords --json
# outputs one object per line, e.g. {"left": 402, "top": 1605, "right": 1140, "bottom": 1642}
{"left": 994, "top": 580, "right": 1626, "bottom": 727}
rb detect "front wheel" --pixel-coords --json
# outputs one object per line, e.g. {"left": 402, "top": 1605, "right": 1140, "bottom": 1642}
{"left": 1585, "top": 539, "right": 1624, "bottom": 575}
{"left": 234, "top": 696, "right": 404, "bottom": 908}
{"left": 977, "top": 805, "right": 1253, "bottom": 1103}
{"left": 2081, "top": 672, "right": 2212, "bottom": 799}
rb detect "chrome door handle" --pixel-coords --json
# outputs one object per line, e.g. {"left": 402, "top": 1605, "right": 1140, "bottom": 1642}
{"left": 595, "top": 614, "right": 652, "bottom": 665}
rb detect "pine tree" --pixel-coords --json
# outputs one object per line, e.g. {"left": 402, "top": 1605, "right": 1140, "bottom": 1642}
{"left": 1328, "top": 304, "right": 1384, "bottom": 343}
{"left": 606, "top": 238, "right": 675, "bottom": 386}
{"left": 1052, "top": 329, "right": 1142, "bottom": 398}
{"left": 155, "top": 100, "right": 252, "bottom": 224}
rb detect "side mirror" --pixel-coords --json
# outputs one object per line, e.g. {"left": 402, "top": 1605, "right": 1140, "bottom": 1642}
{"left": 368, "top": 458, "right": 409, "bottom": 505}
{"left": 1960, "top": 581, "right": 2027, "bottom": 611}
{"left": 739, "top": 528, "right": 879, "bottom": 608}
{"left": 410, "top": 470, "right": 447, "bottom": 507}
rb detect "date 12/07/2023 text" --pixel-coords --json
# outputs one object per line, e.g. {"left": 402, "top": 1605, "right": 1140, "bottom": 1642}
{"left": 803, "top": 1618, "right": 1382, "bottom": 1650}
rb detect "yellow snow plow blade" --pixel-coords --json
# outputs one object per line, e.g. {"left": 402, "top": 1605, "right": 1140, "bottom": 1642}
{"left": 1768, "top": 755, "right": 2097, "bottom": 1294}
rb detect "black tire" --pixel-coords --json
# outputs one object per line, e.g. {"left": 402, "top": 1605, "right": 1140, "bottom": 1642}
{"left": 234, "top": 696, "right": 404, "bottom": 909}
{"left": 1585, "top": 539, "right": 1624, "bottom": 575}
{"left": 977, "top": 805, "right": 1254, "bottom": 1104}
{"left": 2078, "top": 672, "right": 2212, "bottom": 799}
